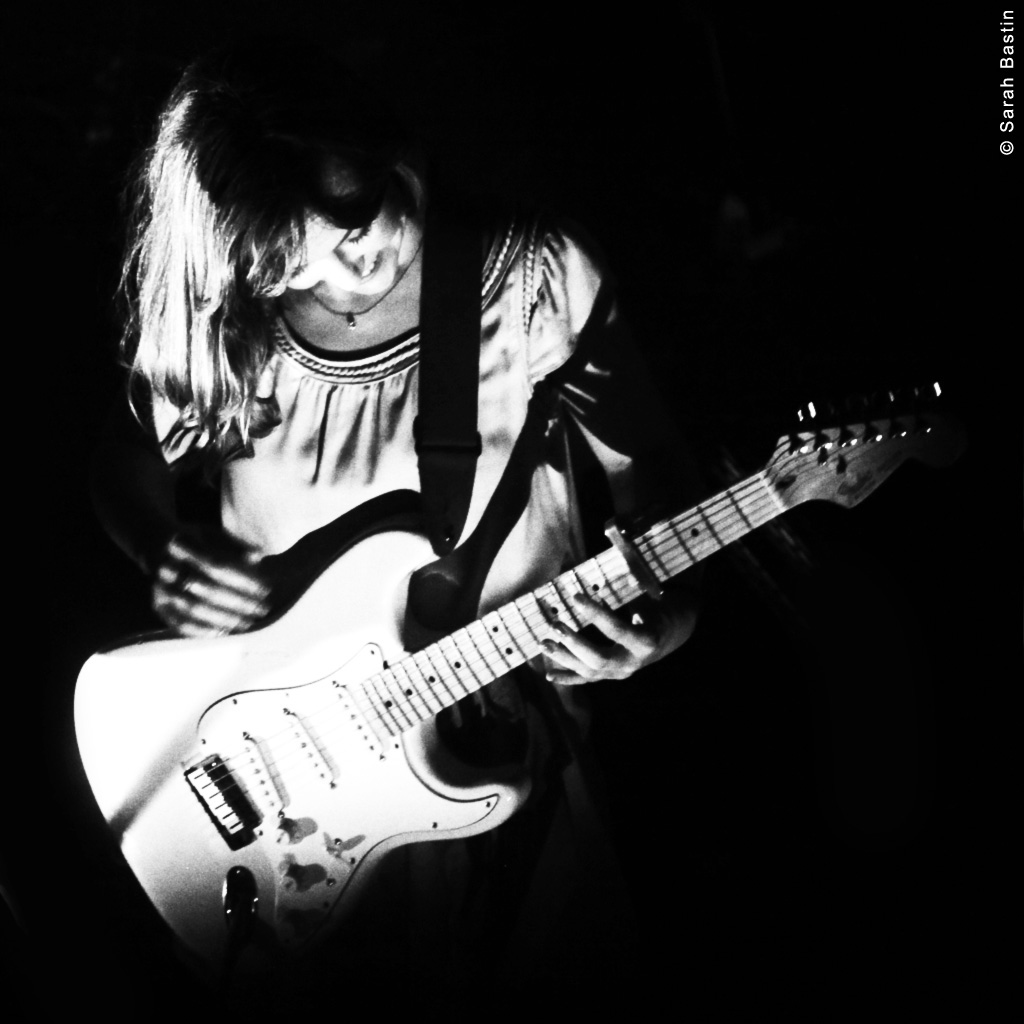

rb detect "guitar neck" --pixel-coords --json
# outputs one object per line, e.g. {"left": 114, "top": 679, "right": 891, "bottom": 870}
{"left": 347, "top": 471, "right": 785, "bottom": 740}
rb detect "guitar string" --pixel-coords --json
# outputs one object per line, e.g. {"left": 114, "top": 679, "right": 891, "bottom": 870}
{"left": 196, "top": 438, "right": 857, "bottom": 808}
{"left": 205, "top": 478, "right": 784, "bottom": 805}
{"left": 191, "top": 439, "right": 875, "bottom": 824}
{"left": 203, "top": 479, "right": 786, "bottom": 810}
{"left": 216, "top": 475, "right": 774, "bottom": 765}
{"left": 206, "top": 475, "right": 783, "bottom": 792}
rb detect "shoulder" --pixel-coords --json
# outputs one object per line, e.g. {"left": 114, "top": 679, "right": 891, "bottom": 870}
{"left": 499, "top": 210, "right": 617, "bottom": 384}
{"left": 480, "top": 205, "right": 609, "bottom": 301}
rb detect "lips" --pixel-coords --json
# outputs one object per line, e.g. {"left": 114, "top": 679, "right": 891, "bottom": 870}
{"left": 360, "top": 250, "right": 383, "bottom": 280}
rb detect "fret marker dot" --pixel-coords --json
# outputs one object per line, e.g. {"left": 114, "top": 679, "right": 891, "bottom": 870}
{"left": 384, "top": 700, "right": 392, "bottom": 708}
{"left": 454, "top": 662, "right": 461, "bottom": 669}
{"left": 405, "top": 689, "right": 412, "bottom": 696}
{"left": 691, "top": 528, "right": 700, "bottom": 537}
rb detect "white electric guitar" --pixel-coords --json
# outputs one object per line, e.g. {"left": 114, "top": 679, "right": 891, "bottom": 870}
{"left": 74, "top": 391, "right": 963, "bottom": 985}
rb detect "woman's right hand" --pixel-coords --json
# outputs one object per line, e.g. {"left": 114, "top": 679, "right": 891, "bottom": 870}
{"left": 152, "top": 527, "right": 271, "bottom": 637}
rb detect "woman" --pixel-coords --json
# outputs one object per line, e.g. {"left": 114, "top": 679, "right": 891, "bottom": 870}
{"left": 91, "top": 38, "right": 700, "bottom": 1005}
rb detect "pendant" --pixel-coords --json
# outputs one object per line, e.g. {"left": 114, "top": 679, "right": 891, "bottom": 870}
{"left": 346, "top": 312, "right": 356, "bottom": 329}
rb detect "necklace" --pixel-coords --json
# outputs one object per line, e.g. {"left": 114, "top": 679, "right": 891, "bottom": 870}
{"left": 310, "top": 223, "right": 423, "bottom": 329}
{"left": 311, "top": 277, "right": 391, "bottom": 329}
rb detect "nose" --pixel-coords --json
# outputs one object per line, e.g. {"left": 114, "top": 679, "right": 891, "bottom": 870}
{"left": 305, "top": 248, "right": 367, "bottom": 288}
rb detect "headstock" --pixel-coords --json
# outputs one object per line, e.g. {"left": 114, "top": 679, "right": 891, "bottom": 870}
{"left": 766, "top": 384, "right": 966, "bottom": 511}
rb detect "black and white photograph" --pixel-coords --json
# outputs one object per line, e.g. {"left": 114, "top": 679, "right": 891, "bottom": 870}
{"left": 3, "top": 3, "right": 1007, "bottom": 1018}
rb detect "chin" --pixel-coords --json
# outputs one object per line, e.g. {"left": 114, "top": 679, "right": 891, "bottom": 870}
{"left": 355, "top": 258, "right": 399, "bottom": 296}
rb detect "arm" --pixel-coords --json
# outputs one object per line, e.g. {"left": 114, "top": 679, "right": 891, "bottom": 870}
{"left": 529, "top": 225, "right": 702, "bottom": 685}
{"left": 90, "top": 394, "right": 270, "bottom": 636}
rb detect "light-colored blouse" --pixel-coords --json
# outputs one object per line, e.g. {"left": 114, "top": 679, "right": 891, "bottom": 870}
{"left": 155, "top": 212, "right": 668, "bottom": 616}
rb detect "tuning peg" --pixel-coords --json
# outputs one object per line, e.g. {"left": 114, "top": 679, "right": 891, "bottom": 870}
{"left": 796, "top": 401, "right": 818, "bottom": 424}
{"left": 911, "top": 381, "right": 942, "bottom": 405}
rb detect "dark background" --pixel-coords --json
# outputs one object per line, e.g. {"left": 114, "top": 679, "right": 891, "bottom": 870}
{"left": 3, "top": 1, "right": 1009, "bottom": 1017}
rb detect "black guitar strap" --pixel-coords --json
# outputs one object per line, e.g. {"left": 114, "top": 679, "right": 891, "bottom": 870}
{"left": 415, "top": 206, "right": 483, "bottom": 556}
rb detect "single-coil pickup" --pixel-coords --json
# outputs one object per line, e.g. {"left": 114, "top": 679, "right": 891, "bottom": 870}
{"left": 240, "top": 731, "right": 285, "bottom": 817}
{"left": 283, "top": 708, "right": 336, "bottom": 789}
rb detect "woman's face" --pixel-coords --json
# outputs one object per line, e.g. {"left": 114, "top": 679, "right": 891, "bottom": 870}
{"left": 285, "top": 164, "right": 418, "bottom": 307}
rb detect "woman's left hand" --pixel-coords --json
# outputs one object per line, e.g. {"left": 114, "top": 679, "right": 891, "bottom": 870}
{"left": 541, "top": 591, "right": 696, "bottom": 685}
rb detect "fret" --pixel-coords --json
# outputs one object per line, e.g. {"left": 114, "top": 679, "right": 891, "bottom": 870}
{"left": 613, "top": 550, "right": 641, "bottom": 608}
{"left": 569, "top": 563, "right": 602, "bottom": 602}
{"left": 465, "top": 619, "right": 507, "bottom": 679}
{"left": 724, "top": 488, "right": 753, "bottom": 532}
{"left": 433, "top": 635, "right": 474, "bottom": 698}
{"left": 636, "top": 529, "right": 671, "bottom": 580}
{"left": 486, "top": 608, "right": 524, "bottom": 664}
{"left": 415, "top": 647, "right": 460, "bottom": 707}
{"left": 665, "top": 516, "right": 697, "bottom": 572}
{"left": 682, "top": 513, "right": 714, "bottom": 559}
{"left": 651, "top": 522, "right": 691, "bottom": 579}
{"left": 405, "top": 652, "right": 445, "bottom": 713}
{"left": 513, "top": 592, "right": 548, "bottom": 645}
{"left": 297, "top": 467, "right": 807, "bottom": 747}
{"left": 390, "top": 660, "right": 431, "bottom": 722}
{"left": 499, "top": 598, "right": 540, "bottom": 659}
{"left": 718, "top": 482, "right": 765, "bottom": 541}
{"left": 363, "top": 675, "right": 403, "bottom": 735}
{"left": 695, "top": 501, "right": 724, "bottom": 549}
{"left": 449, "top": 628, "right": 488, "bottom": 690}
{"left": 753, "top": 474, "right": 785, "bottom": 525}
{"left": 593, "top": 549, "right": 631, "bottom": 607}
{"left": 377, "top": 670, "right": 415, "bottom": 729}
{"left": 380, "top": 671, "right": 418, "bottom": 731}
{"left": 587, "top": 560, "right": 613, "bottom": 602}
{"left": 760, "top": 469, "right": 790, "bottom": 516}
{"left": 543, "top": 578, "right": 582, "bottom": 629}
{"left": 345, "top": 680, "right": 389, "bottom": 740}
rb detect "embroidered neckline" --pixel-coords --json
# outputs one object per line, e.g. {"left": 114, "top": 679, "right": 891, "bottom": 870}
{"left": 274, "top": 319, "right": 422, "bottom": 384}
{"left": 273, "top": 214, "right": 527, "bottom": 385}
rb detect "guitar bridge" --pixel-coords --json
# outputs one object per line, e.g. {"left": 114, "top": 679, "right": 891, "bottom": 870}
{"left": 185, "top": 754, "right": 262, "bottom": 851}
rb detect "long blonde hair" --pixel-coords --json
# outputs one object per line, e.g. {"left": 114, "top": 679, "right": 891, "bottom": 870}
{"left": 120, "top": 42, "right": 420, "bottom": 449}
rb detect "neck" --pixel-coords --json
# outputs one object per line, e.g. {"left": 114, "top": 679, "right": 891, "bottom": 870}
{"left": 280, "top": 244, "right": 423, "bottom": 353}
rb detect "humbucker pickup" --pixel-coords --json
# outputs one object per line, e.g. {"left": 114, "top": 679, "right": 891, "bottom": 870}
{"left": 185, "top": 755, "right": 261, "bottom": 850}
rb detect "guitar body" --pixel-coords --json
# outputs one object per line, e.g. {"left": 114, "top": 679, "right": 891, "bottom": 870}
{"left": 74, "top": 516, "right": 528, "bottom": 983}
{"left": 74, "top": 399, "right": 964, "bottom": 986}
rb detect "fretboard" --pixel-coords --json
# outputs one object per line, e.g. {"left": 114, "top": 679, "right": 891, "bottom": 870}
{"left": 347, "top": 470, "right": 785, "bottom": 740}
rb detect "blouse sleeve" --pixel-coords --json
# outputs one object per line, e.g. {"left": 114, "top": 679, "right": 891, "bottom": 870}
{"left": 525, "top": 218, "right": 703, "bottom": 522}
